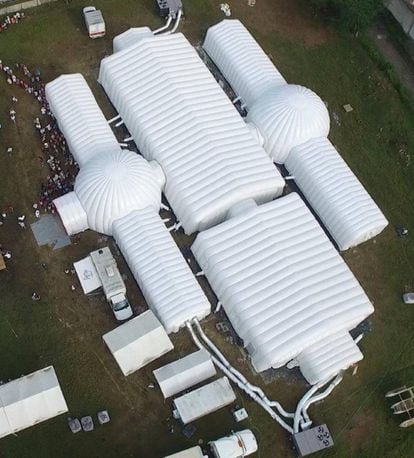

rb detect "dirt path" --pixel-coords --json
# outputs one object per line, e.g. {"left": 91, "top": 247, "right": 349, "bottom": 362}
{"left": 369, "top": 21, "right": 414, "bottom": 97}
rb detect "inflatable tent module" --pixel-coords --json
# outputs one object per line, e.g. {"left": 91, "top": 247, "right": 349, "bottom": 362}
{"left": 153, "top": 349, "right": 216, "bottom": 398}
{"left": 103, "top": 310, "right": 174, "bottom": 376}
{"left": 45, "top": 74, "right": 121, "bottom": 168}
{"left": 192, "top": 193, "right": 373, "bottom": 375}
{"left": 0, "top": 366, "right": 68, "bottom": 439}
{"left": 99, "top": 32, "right": 285, "bottom": 234}
{"left": 285, "top": 137, "right": 388, "bottom": 251}
{"left": 113, "top": 27, "right": 153, "bottom": 53}
{"left": 203, "top": 19, "right": 286, "bottom": 108}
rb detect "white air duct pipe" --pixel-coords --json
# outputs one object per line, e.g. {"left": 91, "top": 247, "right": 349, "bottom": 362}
{"left": 167, "top": 9, "right": 182, "bottom": 35}
{"left": 153, "top": 15, "right": 173, "bottom": 34}
{"left": 192, "top": 319, "right": 294, "bottom": 419}
{"left": 186, "top": 321, "right": 294, "bottom": 434}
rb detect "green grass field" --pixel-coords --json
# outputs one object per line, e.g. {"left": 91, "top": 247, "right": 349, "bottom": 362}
{"left": 1, "top": 0, "right": 414, "bottom": 456}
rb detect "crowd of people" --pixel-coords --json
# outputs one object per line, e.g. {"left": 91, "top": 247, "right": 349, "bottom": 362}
{"left": 0, "top": 12, "right": 24, "bottom": 34}
{"left": 1, "top": 60, "right": 79, "bottom": 216}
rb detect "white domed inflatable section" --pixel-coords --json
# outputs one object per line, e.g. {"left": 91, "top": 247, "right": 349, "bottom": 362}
{"left": 75, "top": 149, "right": 162, "bottom": 235}
{"left": 247, "top": 84, "right": 330, "bottom": 164}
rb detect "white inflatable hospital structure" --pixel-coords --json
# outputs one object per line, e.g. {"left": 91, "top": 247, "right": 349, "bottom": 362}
{"left": 46, "top": 18, "right": 388, "bottom": 435}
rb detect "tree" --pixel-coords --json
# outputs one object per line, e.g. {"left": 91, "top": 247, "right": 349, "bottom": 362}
{"left": 312, "top": 0, "right": 383, "bottom": 32}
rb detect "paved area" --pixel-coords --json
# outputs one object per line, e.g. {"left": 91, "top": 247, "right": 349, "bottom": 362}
{"left": 369, "top": 22, "right": 414, "bottom": 97}
{"left": 31, "top": 214, "right": 71, "bottom": 250}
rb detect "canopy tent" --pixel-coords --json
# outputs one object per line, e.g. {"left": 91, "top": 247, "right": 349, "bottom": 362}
{"left": 113, "top": 27, "right": 153, "bottom": 53}
{"left": 0, "top": 366, "right": 68, "bottom": 439}
{"left": 192, "top": 193, "right": 373, "bottom": 373}
{"left": 203, "top": 19, "right": 286, "bottom": 108}
{"left": 102, "top": 310, "right": 174, "bottom": 376}
{"left": 45, "top": 74, "right": 121, "bottom": 167}
{"left": 153, "top": 349, "right": 216, "bottom": 398}
{"left": 173, "top": 377, "right": 236, "bottom": 424}
{"left": 285, "top": 137, "right": 388, "bottom": 250}
{"left": 164, "top": 446, "right": 205, "bottom": 458}
{"left": 296, "top": 331, "right": 363, "bottom": 385}
{"left": 113, "top": 208, "right": 211, "bottom": 333}
{"left": 99, "top": 33, "right": 285, "bottom": 234}
{"left": 210, "top": 430, "right": 258, "bottom": 458}
{"left": 73, "top": 255, "right": 101, "bottom": 294}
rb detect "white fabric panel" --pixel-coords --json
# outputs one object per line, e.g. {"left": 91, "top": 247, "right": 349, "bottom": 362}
{"left": 297, "top": 331, "right": 363, "bottom": 385}
{"left": 210, "top": 430, "right": 258, "bottom": 458}
{"left": 74, "top": 149, "right": 161, "bottom": 235}
{"left": 192, "top": 193, "right": 374, "bottom": 373}
{"left": 46, "top": 74, "right": 120, "bottom": 167}
{"left": 113, "top": 27, "right": 153, "bottom": 53}
{"left": 0, "top": 366, "right": 68, "bottom": 439}
{"left": 53, "top": 191, "right": 89, "bottom": 235}
{"left": 73, "top": 256, "right": 102, "bottom": 294}
{"left": 153, "top": 349, "right": 216, "bottom": 398}
{"left": 99, "top": 33, "right": 285, "bottom": 234}
{"left": 203, "top": 19, "right": 286, "bottom": 108}
{"left": 113, "top": 208, "right": 211, "bottom": 333}
{"left": 173, "top": 377, "right": 236, "bottom": 424}
{"left": 286, "top": 137, "right": 388, "bottom": 251}
{"left": 102, "top": 310, "right": 174, "bottom": 376}
{"left": 247, "top": 84, "right": 330, "bottom": 164}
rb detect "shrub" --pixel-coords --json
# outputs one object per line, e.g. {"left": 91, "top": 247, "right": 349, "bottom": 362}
{"left": 312, "top": 0, "right": 383, "bottom": 32}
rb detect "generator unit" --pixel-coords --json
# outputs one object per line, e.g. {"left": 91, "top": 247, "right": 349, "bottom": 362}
{"left": 157, "top": 0, "right": 183, "bottom": 18}
{"left": 293, "top": 424, "right": 334, "bottom": 457}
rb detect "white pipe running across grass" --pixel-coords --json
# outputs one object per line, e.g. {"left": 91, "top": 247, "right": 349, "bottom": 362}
{"left": 164, "top": 9, "right": 182, "bottom": 35}
{"left": 186, "top": 320, "right": 295, "bottom": 434}
{"left": 192, "top": 318, "right": 295, "bottom": 419}
{"left": 153, "top": 15, "right": 173, "bottom": 34}
{"left": 300, "top": 373, "right": 344, "bottom": 430}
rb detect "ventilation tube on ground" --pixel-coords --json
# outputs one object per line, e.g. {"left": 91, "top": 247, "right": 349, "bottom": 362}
{"left": 153, "top": 15, "right": 173, "bottom": 34}
{"left": 187, "top": 320, "right": 294, "bottom": 433}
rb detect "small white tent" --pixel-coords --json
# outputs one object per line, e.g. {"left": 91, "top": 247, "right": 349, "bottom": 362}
{"left": 0, "top": 366, "right": 68, "bottom": 439}
{"left": 103, "top": 310, "right": 174, "bottom": 376}
{"left": 210, "top": 430, "right": 258, "bottom": 458}
{"left": 173, "top": 377, "right": 236, "bottom": 424}
{"left": 153, "top": 349, "right": 216, "bottom": 398}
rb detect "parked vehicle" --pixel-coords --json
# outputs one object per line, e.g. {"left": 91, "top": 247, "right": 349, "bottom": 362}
{"left": 83, "top": 6, "right": 105, "bottom": 39}
{"left": 89, "top": 247, "right": 133, "bottom": 320}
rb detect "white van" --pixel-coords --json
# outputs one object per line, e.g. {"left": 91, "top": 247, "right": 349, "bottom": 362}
{"left": 83, "top": 6, "right": 106, "bottom": 39}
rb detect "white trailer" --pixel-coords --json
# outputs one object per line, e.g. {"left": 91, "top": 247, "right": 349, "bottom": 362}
{"left": 210, "top": 430, "right": 258, "bottom": 458}
{"left": 83, "top": 6, "right": 105, "bottom": 39}
{"left": 74, "top": 247, "right": 133, "bottom": 321}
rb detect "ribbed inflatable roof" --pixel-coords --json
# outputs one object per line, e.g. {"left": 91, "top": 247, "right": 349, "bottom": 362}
{"left": 99, "top": 32, "right": 285, "bottom": 234}
{"left": 203, "top": 19, "right": 286, "bottom": 108}
{"left": 192, "top": 193, "right": 373, "bottom": 373}
{"left": 74, "top": 150, "right": 161, "bottom": 235}
{"left": 247, "top": 84, "right": 330, "bottom": 164}
{"left": 45, "top": 74, "right": 121, "bottom": 167}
